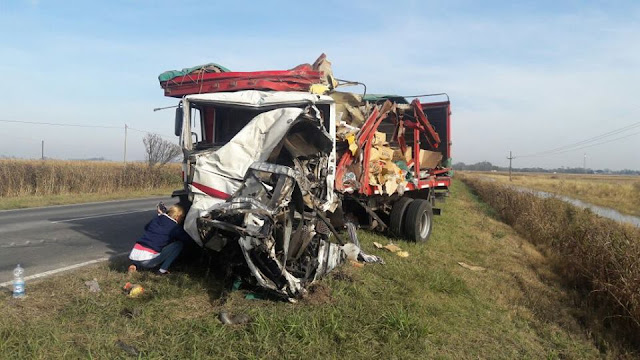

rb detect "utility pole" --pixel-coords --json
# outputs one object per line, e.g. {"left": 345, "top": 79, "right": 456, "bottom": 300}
{"left": 507, "top": 150, "right": 515, "bottom": 181}
{"left": 124, "top": 124, "right": 128, "bottom": 164}
{"left": 583, "top": 152, "right": 586, "bottom": 173}
{"left": 41, "top": 140, "right": 44, "bottom": 160}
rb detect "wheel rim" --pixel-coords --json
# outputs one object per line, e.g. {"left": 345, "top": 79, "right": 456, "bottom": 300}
{"left": 419, "top": 211, "right": 430, "bottom": 238}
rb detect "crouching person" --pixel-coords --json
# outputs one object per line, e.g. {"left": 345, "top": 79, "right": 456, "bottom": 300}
{"left": 128, "top": 203, "right": 191, "bottom": 275}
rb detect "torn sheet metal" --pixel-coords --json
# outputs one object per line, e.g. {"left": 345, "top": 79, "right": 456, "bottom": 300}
{"left": 184, "top": 105, "right": 333, "bottom": 243}
{"left": 186, "top": 102, "right": 348, "bottom": 299}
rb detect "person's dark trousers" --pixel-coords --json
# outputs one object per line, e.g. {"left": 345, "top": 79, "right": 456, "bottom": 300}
{"left": 133, "top": 241, "right": 183, "bottom": 272}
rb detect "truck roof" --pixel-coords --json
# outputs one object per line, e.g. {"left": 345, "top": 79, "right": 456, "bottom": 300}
{"left": 184, "top": 90, "right": 334, "bottom": 108}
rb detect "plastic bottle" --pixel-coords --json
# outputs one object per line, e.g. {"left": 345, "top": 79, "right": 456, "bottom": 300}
{"left": 13, "top": 264, "right": 25, "bottom": 299}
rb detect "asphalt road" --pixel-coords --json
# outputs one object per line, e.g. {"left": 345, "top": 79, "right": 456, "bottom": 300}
{"left": 0, "top": 197, "right": 173, "bottom": 285}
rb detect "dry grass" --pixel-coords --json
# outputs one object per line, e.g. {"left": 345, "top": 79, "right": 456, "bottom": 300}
{"left": 467, "top": 171, "right": 640, "bottom": 217}
{"left": 1, "top": 180, "right": 627, "bottom": 358}
{"left": 461, "top": 174, "right": 640, "bottom": 349}
{"left": 0, "top": 187, "right": 178, "bottom": 210}
{"left": 0, "top": 159, "right": 181, "bottom": 198}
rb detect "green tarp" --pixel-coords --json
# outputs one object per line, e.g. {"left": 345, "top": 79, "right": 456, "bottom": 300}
{"left": 362, "top": 94, "right": 409, "bottom": 104}
{"left": 158, "top": 63, "right": 231, "bottom": 83}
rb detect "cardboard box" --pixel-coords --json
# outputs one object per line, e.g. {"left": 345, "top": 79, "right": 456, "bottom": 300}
{"left": 418, "top": 150, "right": 443, "bottom": 169}
{"left": 376, "top": 146, "right": 394, "bottom": 161}
{"left": 392, "top": 146, "right": 412, "bottom": 163}
{"left": 372, "top": 131, "right": 386, "bottom": 146}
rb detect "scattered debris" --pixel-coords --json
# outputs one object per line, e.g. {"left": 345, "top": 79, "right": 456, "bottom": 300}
{"left": 115, "top": 340, "right": 140, "bottom": 357}
{"left": 244, "top": 293, "right": 263, "bottom": 300}
{"left": 374, "top": 242, "right": 409, "bottom": 258}
{"left": 127, "top": 264, "right": 137, "bottom": 276}
{"left": 383, "top": 244, "right": 402, "bottom": 253}
{"left": 84, "top": 278, "right": 100, "bottom": 293}
{"left": 218, "top": 311, "right": 252, "bottom": 325}
{"left": 342, "top": 243, "right": 360, "bottom": 261}
{"left": 345, "top": 222, "right": 384, "bottom": 264}
{"left": 231, "top": 277, "right": 242, "bottom": 291}
{"left": 458, "top": 262, "right": 486, "bottom": 272}
{"left": 120, "top": 307, "right": 142, "bottom": 319}
{"left": 359, "top": 252, "right": 385, "bottom": 263}
{"left": 122, "top": 282, "right": 145, "bottom": 298}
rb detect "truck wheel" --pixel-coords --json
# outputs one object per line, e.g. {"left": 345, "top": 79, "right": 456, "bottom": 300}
{"left": 403, "top": 199, "right": 433, "bottom": 243}
{"left": 390, "top": 197, "right": 413, "bottom": 237}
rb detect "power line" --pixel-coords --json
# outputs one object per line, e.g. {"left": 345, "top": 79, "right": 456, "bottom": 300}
{"left": 0, "top": 119, "right": 121, "bottom": 129}
{"left": 537, "top": 130, "right": 640, "bottom": 156}
{"left": 518, "top": 121, "right": 640, "bottom": 158}
{"left": 0, "top": 118, "right": 175, "bottom": 139}
{"left": 127, "top": 126, "right": 175, "bottom": 140}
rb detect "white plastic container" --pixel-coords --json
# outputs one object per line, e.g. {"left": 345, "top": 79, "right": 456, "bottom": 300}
{"left": 12, "top": 264, "right": 25, "bottom": 299}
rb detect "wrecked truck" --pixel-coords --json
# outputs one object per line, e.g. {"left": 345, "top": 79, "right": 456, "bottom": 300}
{"left": 158, "top": 60, "right": 452, "bottom": 299}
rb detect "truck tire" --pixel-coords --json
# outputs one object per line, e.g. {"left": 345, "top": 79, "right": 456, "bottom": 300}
{"left": 390, "top": 197, "right": 413, "bottom": 237}
{"left": 403, "top": 199, "right": 433, "bottom": 243}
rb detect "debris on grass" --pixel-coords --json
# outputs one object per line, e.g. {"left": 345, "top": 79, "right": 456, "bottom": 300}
{"left": 373, "top": 242, "right": 409, "bottom": 257}
{"left": 383, "top": 244, "right": 402, "bottom": 253}
{"left": 245, "top": 293, "right": 263, "bottom": 300}
{"left": 120, "top": 307, "right": 142, "bottom": 319}
{"left": 127, "top": 265, "right": 137, "bottom": 277}
{"left": 218, "top": 311, "right": 252, "bottom": 325}
{"left": 457, "top": 262, "right": 486, "bottom": 272}
{"left": 115, "top": 340, "right": 140, "bottom": 357}
{"left": 122, "top": 282, "right": 144, "bottom": 298}
{"left": 350, "top": 260, "right": 364, "bottom": 268}
{"left": 84, "top": 278, "right": 100, "bottom": 292}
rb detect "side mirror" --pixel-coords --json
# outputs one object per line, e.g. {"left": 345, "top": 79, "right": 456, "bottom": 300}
{"left": 174, "top": 106, "right": 183, "bottom": 137}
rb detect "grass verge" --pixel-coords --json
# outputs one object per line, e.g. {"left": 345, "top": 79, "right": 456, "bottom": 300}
{"left": 0, "top": 180, "right": 627, "bottom": 359}
{"left": 461, "top": 175, "right": 640, "bottom": 352}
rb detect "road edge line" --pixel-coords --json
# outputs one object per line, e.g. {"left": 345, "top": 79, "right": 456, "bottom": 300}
{"left": 0, "top": 252, "right": 129, "bottom": 288}
{"left": 0, "top": 196, "right": 170, "bottom": 213}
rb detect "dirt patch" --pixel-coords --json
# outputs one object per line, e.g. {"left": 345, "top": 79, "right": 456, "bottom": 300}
{"left": 302, "top": 282, "right": 333, "bottom": 305}
{"left": 331, "top": 268, "right": 356, "bottom": 283}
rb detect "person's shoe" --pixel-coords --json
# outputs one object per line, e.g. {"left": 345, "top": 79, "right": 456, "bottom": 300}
{"left": 154, "top": 269, "right": 171, "bottom": 276}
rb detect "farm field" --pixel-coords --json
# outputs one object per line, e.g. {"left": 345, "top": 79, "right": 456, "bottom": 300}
{"left": 0, "top": 160, "right": 182, "bottom": 209}
{"left": 461, "top": 175, "right": 640, "bottom": 350}
{"left": 1, "top": 180, "right": 626, "bottom": 359}
{"left": 464, "top": 171, "right": 640, "bottom": 217}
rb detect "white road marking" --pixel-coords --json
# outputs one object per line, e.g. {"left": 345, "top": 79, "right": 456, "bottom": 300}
{"left": 0, "top": 196, "right": 169, "bottom": 213}
{"left": 0, "top": 252, "right": 129, "bottom": 288}
{"left": 50, "top": 209, "right": 150, "bottom": 223}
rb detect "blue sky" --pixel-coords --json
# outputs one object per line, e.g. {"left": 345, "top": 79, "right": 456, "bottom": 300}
{"left": 1, "top": 0, "right": 638, "bottom": 169}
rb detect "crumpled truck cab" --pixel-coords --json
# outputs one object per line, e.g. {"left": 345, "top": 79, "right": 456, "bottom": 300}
{"left": 174, "top": 91, "right": 344, "bottom": 299}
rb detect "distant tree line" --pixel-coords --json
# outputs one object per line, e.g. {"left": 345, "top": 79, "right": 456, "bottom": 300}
{"left": 453, "top": 161, "right": 640, "bottom": 175}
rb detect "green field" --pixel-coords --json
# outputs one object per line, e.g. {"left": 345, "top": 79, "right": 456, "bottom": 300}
{"left": 1, "top": 181, "right": 625, "bottom": 359}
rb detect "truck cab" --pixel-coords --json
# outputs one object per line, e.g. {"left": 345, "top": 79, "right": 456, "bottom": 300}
{"left": 173, "top": 91, "right": 336, "bottom": 204}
